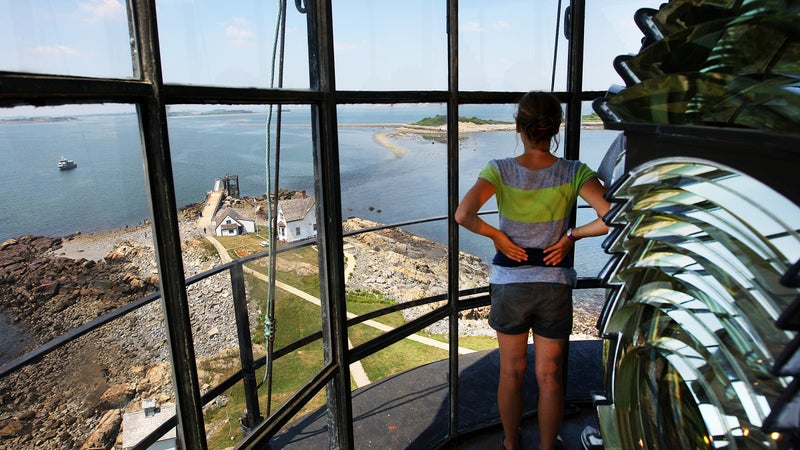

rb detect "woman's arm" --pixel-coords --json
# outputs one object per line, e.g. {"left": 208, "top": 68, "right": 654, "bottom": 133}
{"left": 543, "top": 177, "right": 611, "bottom": 266}
{"left": 571, "top": 177, "right": 611, "bottom": 239}
{"left": 456, "top": 178, "right": 527, "bottom": 262}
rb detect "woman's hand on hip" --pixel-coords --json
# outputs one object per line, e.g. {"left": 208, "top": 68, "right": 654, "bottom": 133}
{"left": 543, "top": 236, "right": 573, "bottom": 266}
{"left": 494, "top": 235, "right": 528, "bottom": 262}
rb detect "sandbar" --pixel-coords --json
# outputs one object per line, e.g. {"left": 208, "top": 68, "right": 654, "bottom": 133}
{"left": 374, "top": 131, "right": 408, "bottom": 156}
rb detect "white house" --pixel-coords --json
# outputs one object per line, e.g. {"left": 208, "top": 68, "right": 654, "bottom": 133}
{"left": 213, "top": 207, "right": 256, "bottom": 237}
{"left": 122, "top": 400, "right": 177, "bottom": 450}
{"left": 277, "top": 192, "right": 317, "bottom": 242}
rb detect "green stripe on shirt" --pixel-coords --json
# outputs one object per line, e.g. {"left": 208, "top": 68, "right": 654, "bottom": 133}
{"left": 498, "top": 184, "right": 574, "bottom": 222}
{"left": 478, "top": 162, "right": 596, "bottom": 223}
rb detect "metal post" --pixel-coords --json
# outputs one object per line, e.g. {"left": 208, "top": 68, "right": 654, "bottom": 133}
{"left": 564, "top": 0, "right": 587, "bottom": 414}
{"left": 230, "top": 264, "right": 263, "bottom": 431}
{"left": 566, "top": 0, "right": 586, "bottom": 161}
{"left": 446, "top": 0, "right": 461, "bottom": 443}
{"left": 305, "top": 0, "right": 355, "bottom": 448}
{"left": 132, "top": 1, "right": 207, "bottom": 448}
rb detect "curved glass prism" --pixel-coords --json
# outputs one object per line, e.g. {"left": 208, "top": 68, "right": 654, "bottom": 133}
{"left": 598, "top": 158, "right": 800, "bottom": 450}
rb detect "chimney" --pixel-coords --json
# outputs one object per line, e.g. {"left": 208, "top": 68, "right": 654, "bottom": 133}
{"left": 142, "top": 398, "right": 157, "bottom": 417}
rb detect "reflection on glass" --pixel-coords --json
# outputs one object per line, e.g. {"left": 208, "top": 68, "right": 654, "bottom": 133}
{"left": 598, "top": 158, "right": 800, "bottom": 450}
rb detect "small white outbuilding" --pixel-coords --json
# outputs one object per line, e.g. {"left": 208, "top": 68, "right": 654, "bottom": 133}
{"left": 213, "top": 207, "right": 256, "bottom": 237}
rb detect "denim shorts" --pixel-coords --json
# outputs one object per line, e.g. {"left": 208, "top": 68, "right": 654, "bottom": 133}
{"left": 488, "top": 282, "right": 573, "bottom": 339}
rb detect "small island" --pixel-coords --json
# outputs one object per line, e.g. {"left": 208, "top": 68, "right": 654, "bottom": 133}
{"left": 371, "top": 113, "right": 605, "bottom": 156}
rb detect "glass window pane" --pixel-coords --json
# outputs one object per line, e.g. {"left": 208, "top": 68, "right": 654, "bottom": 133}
{"left": 459, "top": 0, "right": 567, "bottom": 92}
{"left": 0, "top": 317, "right": 175, "bottom": 449}
{"left": 0, "top": 104, "right": 146, "bottom": 240}
{"left": 338, "top": 104, "right": 451, "bottom": 352}
{"left": 167, "top": 105, "right": 272, "bottom": 202}
{"left": 338, "top": 104, "right": 451, "bottom": 223}
{"left": 0, "top": 0, "right": 134, "bottom": 78}
{"left": 0, "top": 104, "right": 180, "bottom": 449}
{"left": 332, "top": 1, "right": 446, "bottom": 90}
{"left": 583, "top": 0, "right": 665, "bottom": 91}
{"left": 457, "top": 102, "right": 612, "bottom": 281}
{"left": 165, "top": 104, "right": 329, "bottom": 445}
{"left": 577, "top": 101, "right": 618, "bottom": 279}
{"left": 156, "top": 1, "right": 310, "bottom": 88}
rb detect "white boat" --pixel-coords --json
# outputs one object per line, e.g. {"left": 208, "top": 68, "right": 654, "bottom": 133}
{"left": 58, "top": 156, "right": 77, "bottom": 170}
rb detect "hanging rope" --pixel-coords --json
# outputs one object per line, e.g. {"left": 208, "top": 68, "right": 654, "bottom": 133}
{"left": 550, "top": 0, "right": 563, "bottom": 92}
{"left": 259, "top": 0, "right": 288, "bottom": 420}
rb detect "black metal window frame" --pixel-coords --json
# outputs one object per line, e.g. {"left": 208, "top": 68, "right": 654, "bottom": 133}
{"left": 0, "top": 1, "right": 602, "bottom": 449}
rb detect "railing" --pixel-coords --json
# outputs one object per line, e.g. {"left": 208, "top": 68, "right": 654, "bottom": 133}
{"left": 0, "top": 212, "right": 603, "bottom": 449}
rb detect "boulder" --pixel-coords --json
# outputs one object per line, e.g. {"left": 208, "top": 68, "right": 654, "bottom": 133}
{"left": 0, "top": 418, "right": 25, "bottom": 438}
{"left": 99, "top": 385, "right": 135, "bottom": 409}
{"left": 79, "top": 409, "right": 121, "bottom": 450}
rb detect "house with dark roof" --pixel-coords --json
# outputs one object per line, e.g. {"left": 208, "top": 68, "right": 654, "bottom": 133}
{"left": 213, "top": 207, "right": 256, "bottom": 237}
{"left": 277, "top": 192, "right": 316, "bottom": 242}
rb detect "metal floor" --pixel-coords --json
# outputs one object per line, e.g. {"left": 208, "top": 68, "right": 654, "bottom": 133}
{"left": 271, "top": 339, "right": 603, "bottom": 449}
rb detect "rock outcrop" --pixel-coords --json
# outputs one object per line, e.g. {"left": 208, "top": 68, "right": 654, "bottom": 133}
{"left": 342, "top": 217, "right": 493, "bottom": 335}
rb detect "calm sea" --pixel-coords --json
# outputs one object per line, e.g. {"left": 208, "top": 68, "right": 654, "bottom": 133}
{"left": 0, "top": 104, "right": 620, "bottom": 364}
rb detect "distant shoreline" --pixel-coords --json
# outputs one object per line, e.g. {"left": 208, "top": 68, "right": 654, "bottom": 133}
{"left": 0, "top": 116, "right": 78, "bottom": 124}
{"left": 371, "top": 121, "right": 607, "bottom": 156}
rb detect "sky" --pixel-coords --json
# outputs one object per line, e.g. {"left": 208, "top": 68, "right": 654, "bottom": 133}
{"left": 0, "top": 0, "right": 662, "bottom": 117}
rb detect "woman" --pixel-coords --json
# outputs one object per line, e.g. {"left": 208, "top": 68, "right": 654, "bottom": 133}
{"left": 455, "top": 91, "right": 610, "bottom": 450}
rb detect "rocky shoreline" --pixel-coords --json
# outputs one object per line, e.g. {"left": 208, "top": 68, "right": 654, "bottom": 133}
{"left": 0, "top": 206, "right": 602, "bottom": 449}
{"left": 0, "top": 211, "right": 245, "bottom": 449}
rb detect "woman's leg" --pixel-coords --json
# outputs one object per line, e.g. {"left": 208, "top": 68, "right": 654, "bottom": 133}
{"left": 533, "top": 333, "right": 567, "bottom": 450}
{"left": 496, "top": 331, "right": 529, "bottom": 450}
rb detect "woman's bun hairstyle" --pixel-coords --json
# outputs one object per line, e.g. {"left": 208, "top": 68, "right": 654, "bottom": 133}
{"left": 515, "top": 91, "right": 563, "bottom": 149}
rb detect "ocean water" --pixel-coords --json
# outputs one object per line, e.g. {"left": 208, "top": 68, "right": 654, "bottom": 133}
{"left": 0, "top": 104, "right": 621, "bottom": 365}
